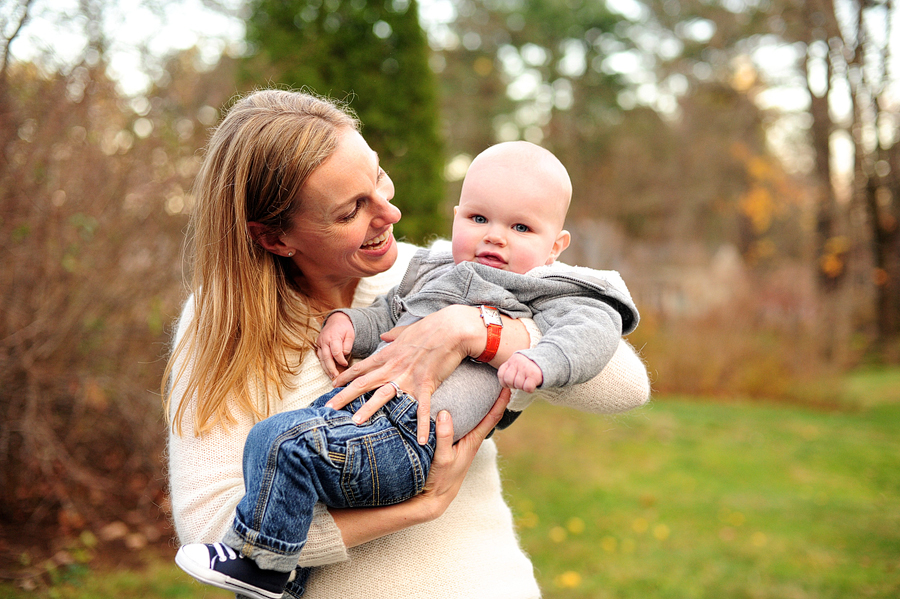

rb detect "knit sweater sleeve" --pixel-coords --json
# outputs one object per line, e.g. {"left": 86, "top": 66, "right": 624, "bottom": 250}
{"left": 539, "top": 337, "right": 651, "bottom": 413}
{"left": 508, "top": 330, "right": 651, "bottom": 414}
{"left": 166, "top": 296, "right": 348, "bottom": 567}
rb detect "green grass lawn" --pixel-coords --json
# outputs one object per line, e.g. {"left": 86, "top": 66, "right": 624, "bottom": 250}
{"left": 495, "top": 368, "right": 900, "bottom": 599}
{"left": 3, "top": 369, "right": 898, "bottom": 598}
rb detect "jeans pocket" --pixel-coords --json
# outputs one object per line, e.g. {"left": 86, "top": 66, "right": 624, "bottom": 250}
{"left": 341, "top": 428, "right": 427, "bottom": 507}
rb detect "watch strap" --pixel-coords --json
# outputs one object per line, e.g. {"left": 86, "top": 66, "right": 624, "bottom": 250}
{"left": 475, "top": 306, "right": 502, "bottom": 363}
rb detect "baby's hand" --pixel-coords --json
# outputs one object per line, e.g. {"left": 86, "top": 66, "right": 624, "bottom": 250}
{"left": 317, "top": 312, "right": 355, "bottom": 380}
{"left": 496, "top": 353, "right": 543, "bottom": 393}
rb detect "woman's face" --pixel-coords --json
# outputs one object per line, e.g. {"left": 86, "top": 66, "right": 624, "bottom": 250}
{"left": 281, "top": 128, "right": 401, "bottom": 288}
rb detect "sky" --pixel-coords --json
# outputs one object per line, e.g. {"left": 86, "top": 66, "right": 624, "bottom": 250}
{"left": 9, "top": 0, "right": 893, "bottom": 106}
{"left": 8, "top": 0, "right": 473, "bottom": 94}
{"left": 6, "top": 0, "right": 896, "bottom": 180}
{"left": 6, "top": 0, "right": 245, "bottom": 95}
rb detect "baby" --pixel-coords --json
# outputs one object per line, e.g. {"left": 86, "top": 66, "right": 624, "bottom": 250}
{"left": 176, "top": 141, "right": 639, "bottom": 599}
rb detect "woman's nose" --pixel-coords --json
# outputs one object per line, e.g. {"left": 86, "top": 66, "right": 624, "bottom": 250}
{"left": 372, "top": 191, "right": 401, "bottom": 226}
{"left": 381, "top": 200, "right": 402, "bottom": 225}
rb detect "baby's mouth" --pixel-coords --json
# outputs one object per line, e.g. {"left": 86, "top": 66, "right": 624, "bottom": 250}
{"left": 361, "top": 226, "right": 392, "bottom": 250}
{"left": 475, "top": 253, "right": 506, "bottom": 268}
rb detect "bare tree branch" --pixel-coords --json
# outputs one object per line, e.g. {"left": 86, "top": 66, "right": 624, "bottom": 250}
{"left": 0, "top": 0, "right": 35, "bottom": 79}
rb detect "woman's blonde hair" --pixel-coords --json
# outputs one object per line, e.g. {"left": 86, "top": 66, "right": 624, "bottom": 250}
{"left": 164, "top": 89, "right": 359, "bottom": 436}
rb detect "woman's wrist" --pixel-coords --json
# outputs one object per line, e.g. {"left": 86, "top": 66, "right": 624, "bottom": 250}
{"left": 330, "top": 497, "right": 440, "bottom": 549}
{"left": 441, "top": 304, "right": 531, "bottom": 365}
{"left": 438, "top": 304, "right": 485, "bottom": 359}
{"left": 404, "top": 489, "right": 450, "bottom": 524}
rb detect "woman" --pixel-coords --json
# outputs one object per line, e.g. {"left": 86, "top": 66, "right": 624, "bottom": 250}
{"left": 164, "top": 89, "right": 650, "bottom": 599}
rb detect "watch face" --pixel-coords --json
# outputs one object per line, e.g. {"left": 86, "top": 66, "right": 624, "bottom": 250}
{"left": 480, "top": 305, "right": 503, "bottom": 327}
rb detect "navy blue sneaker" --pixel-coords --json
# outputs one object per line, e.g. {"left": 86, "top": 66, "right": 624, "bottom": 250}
{"left": 175, "top": 543, "right": 292, "bottom": 599}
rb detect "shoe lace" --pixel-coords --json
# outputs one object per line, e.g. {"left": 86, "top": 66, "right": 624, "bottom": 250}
{"left": 211, "top": 542, "right": 240, "bottom": 564}
{"left": 209, "top": 542, "right": 296, "bottom": 584}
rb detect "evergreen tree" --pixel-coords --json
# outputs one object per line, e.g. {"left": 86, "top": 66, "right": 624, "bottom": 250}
{"left": 244, "top": 0, "right": 445, "bottom": 242}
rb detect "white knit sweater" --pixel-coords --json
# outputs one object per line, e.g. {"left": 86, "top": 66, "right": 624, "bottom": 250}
{"left": 167, "top": 242, "right": 650, "bottom": 599}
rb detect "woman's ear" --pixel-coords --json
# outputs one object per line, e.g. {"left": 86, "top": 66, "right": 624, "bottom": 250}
{"left": 247, "top": 222, "right": 294, "bottom": 257}
{"left": 546, "top": 230, "right": 571, "bottom": 264}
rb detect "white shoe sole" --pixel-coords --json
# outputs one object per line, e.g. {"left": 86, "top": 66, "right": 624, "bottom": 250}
{"left": 175, "top": 546, "right": 284, "bottom": 599}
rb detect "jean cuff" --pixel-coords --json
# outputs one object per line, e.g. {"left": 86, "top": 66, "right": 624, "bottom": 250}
{"left": 224, "top": 523, "right": 304, "bottom": 573}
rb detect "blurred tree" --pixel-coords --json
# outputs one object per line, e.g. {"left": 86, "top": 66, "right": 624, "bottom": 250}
{"left": 433, "top": 0, "right": 631, "bottom": 209}
{"left": 761, "top": 0, "right": 900, "bottom": 361}
{"left": 243, "top": 0, "right": 445, "bottom": 243}
{"left": 0, "top": 30, "right": 239, "bottom": 563}
{"left": 0, "top": 59, "right": 167, "bottom": 543}
{"left": 631, "top": 0, "right": 900, "bottom": 361}
{"left": 435, "top": 0, "right": 805, "bottom": 250}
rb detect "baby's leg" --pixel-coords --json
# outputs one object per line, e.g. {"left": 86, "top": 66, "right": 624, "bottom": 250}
{"left": 335, "top": 389, "right": 436, "bottom": 507}
{"left": 229, "top": 390, "right": 435, "bottom": 568}
{"left": 176, "top": 390, "right": 434, "bottom": 599}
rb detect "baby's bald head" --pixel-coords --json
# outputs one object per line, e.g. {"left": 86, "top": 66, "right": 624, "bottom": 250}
{"left": 462, "top": 141, "right": 572, "bottom": 230}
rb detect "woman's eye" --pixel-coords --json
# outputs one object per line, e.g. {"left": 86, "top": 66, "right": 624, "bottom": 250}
{"left": 514, "top": 224, "right": 530, "bottom": 233}
{"left": 472, "top": 215, "right": 487, "bottom": 224}
{"left": 341, "top": 200, "right": 363, "bottom": 222}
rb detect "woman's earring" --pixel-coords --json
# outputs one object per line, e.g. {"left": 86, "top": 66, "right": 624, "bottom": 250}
{"left": 287, "top": 251, "right": 295, "bottom": 257}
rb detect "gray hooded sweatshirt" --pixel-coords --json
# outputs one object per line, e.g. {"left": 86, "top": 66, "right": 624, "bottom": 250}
{"left": 334, "top": 247, "right": 639, "bottom": 441}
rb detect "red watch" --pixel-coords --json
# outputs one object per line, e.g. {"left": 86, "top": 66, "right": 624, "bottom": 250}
{"left": 475, "top": 305, "right": 503, "bottom": 363}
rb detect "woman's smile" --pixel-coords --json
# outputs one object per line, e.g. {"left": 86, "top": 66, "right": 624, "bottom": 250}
{"left": 361, "top": 226, "right": 394, "bottom": 251}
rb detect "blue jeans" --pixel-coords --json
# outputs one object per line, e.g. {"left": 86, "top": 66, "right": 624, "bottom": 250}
{"left": 223, "top": 388, "right": 436, "bottom": 595}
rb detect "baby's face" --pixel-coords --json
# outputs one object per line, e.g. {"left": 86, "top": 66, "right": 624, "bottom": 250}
{"left": 451, "top": 168, "right": 569, "bottom": 274}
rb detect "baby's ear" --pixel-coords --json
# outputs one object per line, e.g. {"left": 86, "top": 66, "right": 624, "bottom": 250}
{"left": 546, "top": 230, "right": 571, "bottom": 264}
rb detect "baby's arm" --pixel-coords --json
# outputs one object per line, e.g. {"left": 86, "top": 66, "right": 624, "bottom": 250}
{"left": 316, "top": 312, "right": 356, "bottom": 380}
{"left": 507, "top": 268, "right": 639, "bottom": 392}
{"left": 497, "top": 352, "right": 543, "bottom": 393}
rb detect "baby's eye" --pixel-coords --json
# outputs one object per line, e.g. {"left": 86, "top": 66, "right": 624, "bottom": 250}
{"left": 513, "top": 223, "right": 530, "bottom": 233}
{"left": 472, "top": 215, "right": 487, "bottom": 224}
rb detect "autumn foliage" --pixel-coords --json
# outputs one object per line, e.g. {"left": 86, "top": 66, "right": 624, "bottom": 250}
{"left": 1, "top": 0, "right": 897, "bottom": 585}
{"left": 0, "top": 54, "right": 239, "bottom": 568}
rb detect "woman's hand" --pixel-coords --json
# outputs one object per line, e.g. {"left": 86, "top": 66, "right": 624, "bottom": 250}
{"left": 401, "top": 388, "right": 511, "bottom": 522}
{"left": 326, "top": 305, "right": 482, "bottom": 443}
{"left": 328, "top": 389, "right": 511, "bottom": 548}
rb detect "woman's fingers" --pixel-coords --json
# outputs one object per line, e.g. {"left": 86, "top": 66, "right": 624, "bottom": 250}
{"left": 331, "top": 349, "right": 387, "bottom": 389}
{"left": 417, "top": 389, "right": 511, "bottom": 518}
{"left": 327, "top": 378, "right": 433, "bottom": 445}
{"left": 347, "top": 383, "right": 395, "bottom": 424}
{"left": 461, "top": 387, "right": 511, "bottom": 450}
{"left": 430, "top": 410, "right": 455, "bottom": 467}
{"left": 420, "top": 410, "right": 460, "bottom": 499}
{"left": 415, "top": 392, "right": 433, "bottom": 445}
{"left": 378, "top": 324, "right": 407, "bottom": 343}
{"left": 326, "top": 373, "right": 383, "bottom": 410}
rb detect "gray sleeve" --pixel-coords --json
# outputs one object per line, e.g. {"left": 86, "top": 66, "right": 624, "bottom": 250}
{"left": 517, "top": 296, "right": 624, "bottom": 388}
{"left": 328, "top": 290, "right": 399, "bottom": 358}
